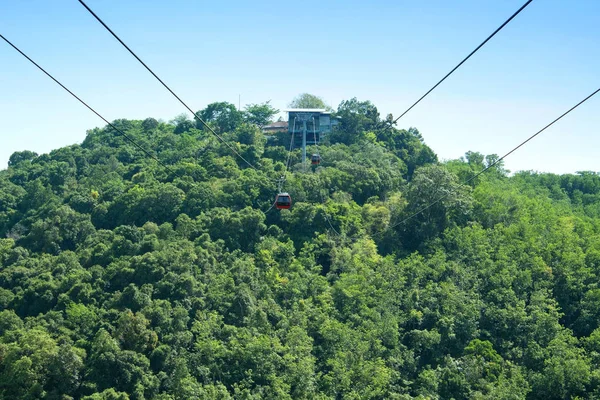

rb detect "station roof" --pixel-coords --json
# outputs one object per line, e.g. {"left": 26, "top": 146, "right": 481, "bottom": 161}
{"left": 285, "top": 109, "right": 332, "bottom": 114}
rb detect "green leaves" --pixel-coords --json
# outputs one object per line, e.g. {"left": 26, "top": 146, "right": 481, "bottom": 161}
{"left": 196, "top": 102, "right": 244, "bottom": 134}
{"left": 288, "top": 93, "right": 331, "bottom": 110}
{"left": 244, "top": 101, "right": 279, "bottom": 129}
{"left": 400, "top": 164, "right": 473, "bottom": 250}
{"left": 4, "top": 106, "right": 600, "bottom": 399}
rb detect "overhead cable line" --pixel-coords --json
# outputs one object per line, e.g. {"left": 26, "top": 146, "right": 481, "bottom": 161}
{"left": 384, "top": 0, "right": 533, "bottom": 129}
{"left": 264, "top": 118, "right": 298, "bottom": 214}
{"left": 372, "top": 86, "right": 600, "bottom": 239}
{"left": 282, "top": 117, "right": 297, "bottom": 185}
{"left": 311, "top": 117, "right": 342, "bottom": 237}
{"left": 0, "top": 33, "right": 173, "bottom": 173}
{"left": 77, "top": 0, "right": 260, "bottom": 172}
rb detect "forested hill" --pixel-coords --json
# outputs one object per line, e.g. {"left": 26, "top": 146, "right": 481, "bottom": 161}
{"left": 2, "top": 98, "right": 600, "bottom": 399}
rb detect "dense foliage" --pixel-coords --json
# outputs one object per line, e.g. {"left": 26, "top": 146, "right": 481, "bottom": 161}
{"left": 1, "top": 97, "right": 600, "bottom": 399}
{"left": 288, "top": 94, "right": 332, "bottom": 111}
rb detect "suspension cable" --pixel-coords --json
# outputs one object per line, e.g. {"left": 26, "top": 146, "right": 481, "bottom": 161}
{"left": 77, "top": 0, "right": 262, "bottom": 172}
{"left": 284, "top": 118, "right": 297, "bottom": 178}
{"left": 0, "top": 33, "right": 174, "bottom": 173}
{"left": 371, "top": 86, "right": 600, "bottom": 239}
{"left": 311, "top": 117, "right": 343, "bottom": 236}
{"left": 320, "top": 88, "right": 600, "bottom": 242}
{"left": 380, "top": 0, "right": 533, "bottom": 133}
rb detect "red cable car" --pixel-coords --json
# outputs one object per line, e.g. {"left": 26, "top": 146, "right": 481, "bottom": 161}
{"left": 275, "top": 192, "right": 292, "bottom": 210}
{"left": 311, "top": 154, "right": 321, "bottom": 165}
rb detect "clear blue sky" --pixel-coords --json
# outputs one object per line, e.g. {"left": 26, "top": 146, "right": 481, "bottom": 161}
{"left": 1, "top": 0, "right": 598, "bottom": 174}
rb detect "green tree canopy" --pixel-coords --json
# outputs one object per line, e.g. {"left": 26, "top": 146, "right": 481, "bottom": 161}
{"left": 196, "top": 101, "right": 244, "bottom": 133}
{"left": 2, "top": 99, "right": 600, "bottom": 399}
{"left": 288, "top": 93, "right": 332, "bottom": 110}
{"left": 244, "top": 101, "right": 279, "bottom": 128}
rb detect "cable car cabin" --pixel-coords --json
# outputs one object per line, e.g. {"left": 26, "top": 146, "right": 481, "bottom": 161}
{"left": 311, "top": 154, "right": 321, "bottom": 165}
{"left": 275, "top": 192, "right": 292, "bottom": 210}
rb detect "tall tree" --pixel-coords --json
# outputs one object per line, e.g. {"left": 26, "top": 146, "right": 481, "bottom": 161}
{"left": 288, "top": 93, "right": 332, "bottom": 110}
{"left": 196, "top": 102, "right": 243, "bottom": 133}
{"left": 400, "top": 164, "right": 472, "bottom": 249}
{"left": 8, "top": 150, "right": 38, "bottom": 167}
{"left": 331, "top": 97, "right": 380, "bottom": 144}
{"left": 244, "top": 101, "right": 279, "bottom": 128}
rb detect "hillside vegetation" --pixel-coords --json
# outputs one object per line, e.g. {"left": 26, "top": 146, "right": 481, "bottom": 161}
{"left": 2, "top": 98, "right": 600, "bottom": 399}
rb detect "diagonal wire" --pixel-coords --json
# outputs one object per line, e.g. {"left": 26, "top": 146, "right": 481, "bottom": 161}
{"left": 381, "top": 0, "right": 533, "bottom": 131}
{"left": 283, "top": 118, "right": 297, "bottom": 180}
{"left": 311, "top": 117, "right": 343, "bottom": 237}
{"left": 371, "top": 86, "right": 600, "bottom": 239}
{"left": 0, "top": 33, "right": 174, "bottom": 173}
{"left": 77, "top": 0, "right": 261, "bottom": 171}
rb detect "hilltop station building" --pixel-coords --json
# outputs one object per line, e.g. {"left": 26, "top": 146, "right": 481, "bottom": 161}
{"left": 263, "top": 109, "right": 338, "bottom": 164}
